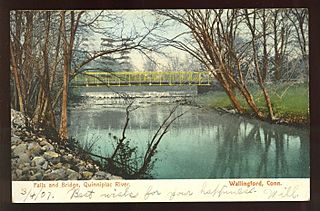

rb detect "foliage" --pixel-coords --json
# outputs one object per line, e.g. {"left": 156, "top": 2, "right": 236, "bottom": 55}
{"left": 196, "top": 83, "right": 309, "bottom": 122}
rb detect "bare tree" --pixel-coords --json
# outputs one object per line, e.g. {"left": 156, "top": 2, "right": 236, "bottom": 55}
{"left": 244, "top": 9, "right": 275, "bottom": 120}
{"left": 155, "top": 9, "right": 308, "bottom": 121}
{"left": 10, "top": 10, "right": 166, "bottom": 141}
{"left": 155, "top": 9, "right": 264, "bottom": 118}
{"left": 59, "top": 11, "right": 84, "bottom": 140}
{"left": 286, "top": 9, "right": 308, "bottom": 59}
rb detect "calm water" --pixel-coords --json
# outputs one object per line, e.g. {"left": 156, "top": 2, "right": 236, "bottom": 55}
{"left": 69, "top": 93, "right": 309, "bottom": 179}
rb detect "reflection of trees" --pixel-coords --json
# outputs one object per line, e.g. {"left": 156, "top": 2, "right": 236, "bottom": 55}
{"left": 210, "top": 117, "right": 253, "bottom": 178}
{"left": 209, "top": 115, "right": 308, "bottom": 178}
{"left": 256, "top": 126, "right": 273, "bottom": 177}
{"left": 256, "top": 127, "right": 289, "bottom": 177}
{"left": 274, "top": 132, "right": 289, "bottom": 177}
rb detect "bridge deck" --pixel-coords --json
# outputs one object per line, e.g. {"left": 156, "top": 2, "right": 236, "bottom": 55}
{"left": 72, "top": 71, "right": 212, "bottom": 87}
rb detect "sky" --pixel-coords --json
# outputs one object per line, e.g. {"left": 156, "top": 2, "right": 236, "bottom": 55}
{"left": 82, "top": 10, "right": 190, "bottom": 71}
{"left": 81, "top": 9, "right": 308, "bottom": 71}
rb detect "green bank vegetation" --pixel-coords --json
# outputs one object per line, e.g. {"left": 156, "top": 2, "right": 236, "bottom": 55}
{"left": 196, "top": 83, "right": 309, "bottom": 125}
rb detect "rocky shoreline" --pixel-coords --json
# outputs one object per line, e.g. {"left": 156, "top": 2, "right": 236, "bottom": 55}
{"left": 11, "top": 109, "right": 121, "bottom": 181}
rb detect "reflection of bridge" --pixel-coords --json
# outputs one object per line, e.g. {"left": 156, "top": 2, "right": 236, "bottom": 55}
{"left": 71, "top": 71, "right": 212, "bottom": 87}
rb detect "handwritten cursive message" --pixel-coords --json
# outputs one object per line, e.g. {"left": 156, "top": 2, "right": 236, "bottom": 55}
{"left": 12, "top": 179, "right": 310, "bottom": 203}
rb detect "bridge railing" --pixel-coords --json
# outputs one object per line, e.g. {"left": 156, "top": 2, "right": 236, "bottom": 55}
{"left": 72, "top": 71, "right": 212, "bottom": 87}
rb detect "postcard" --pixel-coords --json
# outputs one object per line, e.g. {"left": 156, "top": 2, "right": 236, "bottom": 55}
{"left": 10, "top": 9, "right": 309, "bottom": 203}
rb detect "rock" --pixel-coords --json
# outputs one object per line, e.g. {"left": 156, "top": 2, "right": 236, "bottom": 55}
{"left": 15, "top": 169, "right": 23, "bottom": 177}
{"left": 43, "top": 169, "right": 66, "bottom": 180}
{"left": 51, "top": 158, "right": 61, "bottom": 165}
{"left": 63, "top": 163, "right": 71, "bottom": 169}
{"left": 18, "top": 153, "right": 30, "bottom": 164}
{"left": 62, "top": 154, "right": 73, "bottom": 162}
{"left": 82, "top": 171, "right": 93, "bottom": 179}
{"left": 42, "top": 161, "right": 49, "bottom": 170}
{"left": 44, "top": 151, "right": 59, "bottom": 158}
{"left": 76, "top": 165, "right": 86, "bottom": 173}
{"left": 11, "top": 159, "right": 18, "bottom": 168}
{"left": 11, "top": 109, "right": 26, "bottom": 128}
{"left": 11, "top": 109, "right": 123, "bottom": 182}
{"left": 85, "top": 163, "right": 93, "bottom": 169}
{"left": 32, "top": 156, "right": 46, "bottom": 166}
{"left": 91, "top": 171, "right": 109, "bottom": 180}
{"left": 12, "top": 143, "right": 27, "bottom": 157}
{"left": 18, "top": 164, "right": 24, "bottom": 169}
{"left": 66, "top": 169, "right": 80, "bottom": 180}
{"left": 27, "top": 142, "right": 42, "bottom": 156}
{"left": 18, "top": 175, "right": 29, "bottom": 181}
{"left": 73, "top": 158, "right": 81, "bottom": 164}
{"left": 52, "top": 163, "right": 63, "bottom": 169}
{"left": 28, "top": 167, "right": 40, "bottom": 175}
{"left": 22, "top": 137, "right": 34, "bottom": 142}
{"left": 39, "top": 141, "right": 47, "bottom": 146}
{"left": 61, "top": 155, "right": 68, "bottom": 162}
{"left": 29, "top": 172, "right": 43, "bottom": 181}
{"left": 53, "top": 169, "right": 66, "bottom": 179}
{"left": 109, "top": 175, "right": 122, "bottom": 180}
{"left": 11, "top": 136, "right": 21, "bottom": 145}
{"left": 40, "top": 141, "right": 54, "bottom": 151}
{"left": 22, "top": 167, "right": 31, "bottom": 175}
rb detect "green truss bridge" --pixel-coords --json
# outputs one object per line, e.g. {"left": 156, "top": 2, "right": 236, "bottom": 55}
{"left": 71, "top": 71, "right": 212, "bottom": 87}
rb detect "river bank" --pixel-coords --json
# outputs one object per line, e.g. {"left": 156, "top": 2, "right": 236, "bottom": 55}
{"left": 11, "top": 109, "right": 122, "bottom": 181}
{"left": 194, "top": 83, "right": 309, "bottom": 128}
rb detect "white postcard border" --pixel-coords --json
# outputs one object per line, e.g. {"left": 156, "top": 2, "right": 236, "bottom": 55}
{"left": 12, "top": 178, "right": 310, "bottom": 203}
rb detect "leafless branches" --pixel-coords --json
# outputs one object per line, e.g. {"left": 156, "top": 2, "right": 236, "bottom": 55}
{"left": 155, "top": 9, "right": 308, "bottom": 121}
{"left": 10, "top": 10, "right": 165, "bottom": 139}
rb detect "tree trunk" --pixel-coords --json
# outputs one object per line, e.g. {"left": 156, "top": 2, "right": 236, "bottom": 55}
{"left": 224, "top": 85, "right": 244, "bottom": 113}
{"left": 59, "top": 11, "right": 83, "bottom": 140}
{"left": 10, "top": 43, "right": 25, "bottom": 113}
{"left": 215, "top": 73, "right": 245, "bottom": 114}
{"left": 59, "top": 56, "right": 69, "bottom": 140}
{"left": 237, "top": 85, "right": 264, "bottom": 119}
{"left": 273, "top": 10, "right": 281, "bottom": 81}
{"left": 262, "top": 9, "right": 268, "bottom": 82}
{"left": 59, "top": 11, "right": 69, "bottom": 140}
{"left": 32, "top": 86, "right": 44, "bottom": 123}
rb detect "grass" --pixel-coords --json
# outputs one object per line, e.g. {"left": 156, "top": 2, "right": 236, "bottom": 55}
{"left": 195, "top": 83, "right": 309, "bottom": 123}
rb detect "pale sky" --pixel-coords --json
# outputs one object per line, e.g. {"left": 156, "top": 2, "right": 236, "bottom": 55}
{"left": 82, "top": 10, "right": 190, "bottom": 71}
{"left": 82, "top": 9, "right": 308, "bottom": 71}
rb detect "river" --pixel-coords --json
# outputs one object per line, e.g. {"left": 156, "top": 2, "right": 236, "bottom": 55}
{"left": 68, "top": 88, "right": 309, "bottom": 179}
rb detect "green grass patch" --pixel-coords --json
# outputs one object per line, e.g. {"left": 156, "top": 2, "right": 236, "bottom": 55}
{"left": 196, "top": 83, "right": 309, "bottom": 122}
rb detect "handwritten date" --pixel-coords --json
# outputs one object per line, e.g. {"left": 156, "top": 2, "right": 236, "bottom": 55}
{"left": 20, "top": 187, "right": 55, "bottom": 202}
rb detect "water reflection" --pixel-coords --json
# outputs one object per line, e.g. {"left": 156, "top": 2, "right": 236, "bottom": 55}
{"left": 209, "top": 117, "right": 309, "bottom": 178}
{"left": 69, "top": 102, "right": 309, "bottom": 179}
